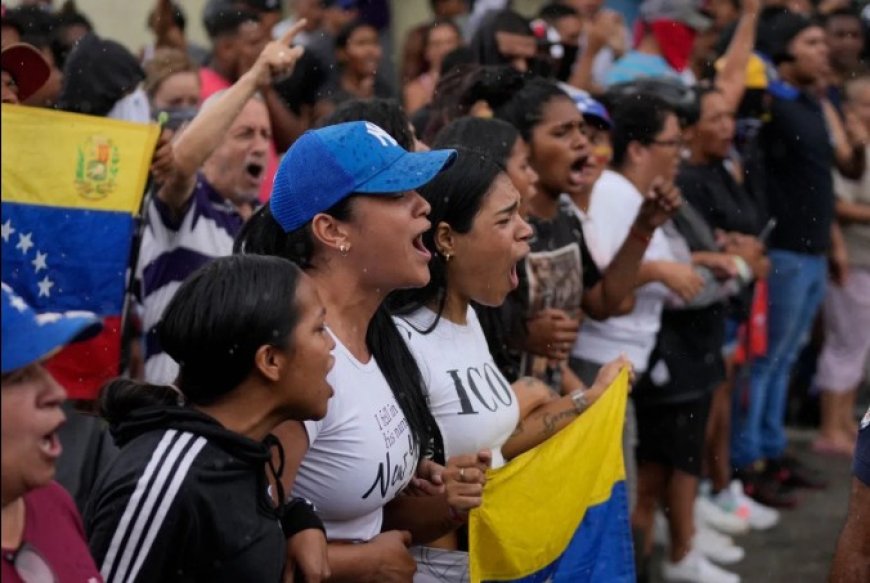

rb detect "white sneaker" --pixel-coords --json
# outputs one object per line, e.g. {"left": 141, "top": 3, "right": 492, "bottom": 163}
{"left": 654, "top": 510, "right": 670, "bottom": 547}
{"left": 693, "top": 524, "right": 745, "bottom": 565}
{"left": 663, "top": 549, "right": 741, "bottom": 583}
{"left": 695, "top": 496, "right": 750, "bottom": 536}
{"left": 716, "top": 480, "right": 780, "bottom": 531}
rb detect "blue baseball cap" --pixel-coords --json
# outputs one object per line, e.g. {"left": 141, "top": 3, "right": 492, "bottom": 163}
{"left": 558, "top": 83, "right": 612, "bottom": 129}
{"left": 270, "top": 121, "right": 457, "bottom": 233}
{"left": 573, "top": 93, "right": 612, "bottom": 129}
{"left": 1, "top": 283, "right": 102, "bottom": 375}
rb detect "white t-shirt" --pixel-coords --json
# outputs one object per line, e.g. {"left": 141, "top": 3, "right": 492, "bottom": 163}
{"left": 292, "top": 330, "right": 418, "bottom": 542}
{"left": 394, "top": 307, "right": 519, "bottom": 469}
{"left": 571, "top": 170, "right": 675, "bottom": 372}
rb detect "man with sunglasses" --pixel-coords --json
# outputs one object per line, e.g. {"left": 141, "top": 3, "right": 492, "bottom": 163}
{"left": 1, "top": 283, "right": 102, "bottom": 583}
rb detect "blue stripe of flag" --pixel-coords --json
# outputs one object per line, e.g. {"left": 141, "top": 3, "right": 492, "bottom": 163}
{"left": 1, "top": 201, "right": 134, "bottom": 314}
{"left": 484, "top": 481, "right": 636, "bottom": 583}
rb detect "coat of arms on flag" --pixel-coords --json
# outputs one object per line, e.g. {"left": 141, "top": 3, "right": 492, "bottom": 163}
{"left": 2, "top": 104, "right": 158, "bottom": 398}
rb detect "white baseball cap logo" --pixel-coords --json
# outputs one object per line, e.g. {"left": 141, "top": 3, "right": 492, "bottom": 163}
{"left": 365, "top": 122, "right": 398, "bottom": 148}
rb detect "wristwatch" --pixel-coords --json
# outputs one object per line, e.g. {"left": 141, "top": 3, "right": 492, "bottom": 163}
{"left": 570, "top": 388, "right": 589, "bottom": 414}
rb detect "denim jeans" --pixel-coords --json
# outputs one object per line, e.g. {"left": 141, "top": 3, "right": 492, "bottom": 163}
{"left": 731, "top": 250, "right": 827, "bottom": 468}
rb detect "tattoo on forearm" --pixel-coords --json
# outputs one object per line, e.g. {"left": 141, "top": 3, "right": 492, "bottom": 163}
{"left": 541, "top": 408, "right": 578, "bottom": 437}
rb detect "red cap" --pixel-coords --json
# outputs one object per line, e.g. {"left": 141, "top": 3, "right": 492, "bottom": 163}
{"left": 1, "top": 43, "right": 50, "bottom": 101}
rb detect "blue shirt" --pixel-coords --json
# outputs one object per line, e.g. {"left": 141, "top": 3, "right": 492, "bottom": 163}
{"left": 603, "top": 51, "right": 680, "bottom": 86}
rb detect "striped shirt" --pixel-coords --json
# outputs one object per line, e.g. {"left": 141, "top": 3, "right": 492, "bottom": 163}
{"left": 136, "top": 176, "right": 244, "bottom": 384}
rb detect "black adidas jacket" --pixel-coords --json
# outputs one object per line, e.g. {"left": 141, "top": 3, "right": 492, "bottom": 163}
{"left": 85, "top": 406, "right": 317, "bottom": 583}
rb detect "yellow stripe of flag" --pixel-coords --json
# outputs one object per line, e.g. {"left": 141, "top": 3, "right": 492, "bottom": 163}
{"left": 469, "top": 369, "right": 629, "bottom": 582}
{"left": 2, "top": 104, "right": 159, "bottom": 215}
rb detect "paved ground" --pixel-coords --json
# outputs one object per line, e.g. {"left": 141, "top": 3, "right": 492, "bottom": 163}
{"left": 650, "top": 428, "right": 855, "bottom": 583}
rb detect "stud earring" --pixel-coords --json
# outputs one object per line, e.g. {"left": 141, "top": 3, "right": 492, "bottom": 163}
{"left": 339, "top": 242, "right": 350, "bottom": 256}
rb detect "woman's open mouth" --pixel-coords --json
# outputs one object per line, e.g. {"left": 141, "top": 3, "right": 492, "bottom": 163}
{"left": 412, "top": 233, "right": 431, "bottom": 261}
{"left": 568, "top": 156, "right": 588, "bottom": 186}
{"left": 39, "top": 429, "right": 63, "bottom": 460}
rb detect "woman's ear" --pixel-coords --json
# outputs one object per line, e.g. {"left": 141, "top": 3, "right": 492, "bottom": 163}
{"left": 433, "top": 221, "right": 455, "bottom": 258}
{"left": 310, "top": 213, "right": 352, "bottom": 255}
{"left": 254, "top": 344, "right": 283, "bottom": 383}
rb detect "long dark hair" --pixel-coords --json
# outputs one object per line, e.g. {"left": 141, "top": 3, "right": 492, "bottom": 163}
{"left": 433, "top": 117, "right": 520, "bottom": 167}
{"left": 319, "top": 98, "right": 415, "bottom": 150}
{"left": 101, "top": 255, "right": 305, "bottom": 424}
{"left": 389, "top": 148, "right": 505, "bottom": 329}
{"left": 235, "top": 203, "right": 441, "bottom": 462}
{"left": 489, "top": 73, "right": 573, "bottom": 142}
{"left": 427, "top": 117, "right": 527, "bottom": 375}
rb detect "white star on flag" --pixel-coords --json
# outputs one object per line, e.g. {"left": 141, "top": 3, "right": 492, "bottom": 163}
{"left": 16, "top": 232, "right": 34, "bottom": 254}
{"left": 9, "top": 294, "right": 28, "bottom": 312}
{"left": 1, "top": 219, "right": 14, "bottom": 243}
{"left": 37, "top": 275, "right": 54, "bottom": 298}
{"left": 32, "top": 251, "right": 48, "bottom": 273}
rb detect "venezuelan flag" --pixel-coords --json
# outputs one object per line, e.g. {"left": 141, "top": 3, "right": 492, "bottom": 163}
{"left": 1, "top": 105, "right": 158, "bottom": 397}
{"left": 469, "top": 369, "right": 634, "bottom": 582}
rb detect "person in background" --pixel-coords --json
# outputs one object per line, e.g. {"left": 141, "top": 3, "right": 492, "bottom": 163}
{"left": 403, "top": 18, "right": 462, "bottom": 115}
{"left": 315, "top": 19, "right": 394, "bottom": 119}
{"left": 199, "top": 5, "right": 265, "bottom": 101}
{"left": 732, "top": 10, "right": 866, "bottom": 497}
{"left": 305, "top": 0, "right": 359, "bottom": 77}
{"left": 143, "top": 48, "right": 200, "bottom": 130}
{"left": 814, "top": 74, "right": 870, "bottom": 457}
{"left": 56, "top": 33, "right": 149, "bottom": 122}
{"left": 570, "top": 93, "right": 700, "bottom": 546}
{"left": 470, "top": 9, "right": 537, "bottom": 73}
{"left": 87, "top": 255, "right": 335, "bottom": 583}
{"left": 604, "top": 0, "right": 712, "bottom": 87}
{"left": 137, "top": 26, "right": 304, "bottom": 385}
{"left": 679, "top": 82, "right": 782, "bottom": 525}
{"left": 562, "top": 0, "right": 630, "bottom": 93}
{"left": 1, "top": 283, "right": 103, "bottom": 583}
{"left": 535, "top": 3, "right": 584, "bottom": 83}
{"left": 141, "top": 0, "right": 209, "bottom": 66}
{"left": 1, "top": 40, "right": 49, "bottom": 104}
{"left": 824, "top": 7, "right": 867, "bottom": 104}
{"left": 272, "top": 0, "right": 325, "bottom": 44}
{"left": 401, "top": 0, "right": 468, "bottom": 86}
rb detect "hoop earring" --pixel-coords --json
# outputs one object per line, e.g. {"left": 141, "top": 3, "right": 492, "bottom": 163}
{"left": 339, "top": 242, "right": 350, "bottom": 256}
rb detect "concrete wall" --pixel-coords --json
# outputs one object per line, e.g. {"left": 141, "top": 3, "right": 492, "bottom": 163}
{"left": 70, "top": 0, "right": 545, "bottom": 60}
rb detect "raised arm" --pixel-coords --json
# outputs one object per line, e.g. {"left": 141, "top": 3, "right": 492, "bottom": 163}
{"left": 715, "top": 0, "right": 761, "bottom": 112}
{"left": 157, "top": 21, "right": 307, "bottom": 214}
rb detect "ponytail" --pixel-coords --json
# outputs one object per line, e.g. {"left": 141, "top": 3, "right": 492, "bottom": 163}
{"left": 367, "top": 306, "right": 443, "bottom": 464}
{"left": 99, "top": 379, "right": 182, "bottom": 427}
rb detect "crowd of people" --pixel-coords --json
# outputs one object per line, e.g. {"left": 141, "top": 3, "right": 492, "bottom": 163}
{"left": 2, "top": 0, "right": 869, "bottom": 582}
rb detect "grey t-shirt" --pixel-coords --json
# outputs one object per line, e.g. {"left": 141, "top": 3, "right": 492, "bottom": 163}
{"left": 833, "top": 145, "right": 870, "bottom": 269}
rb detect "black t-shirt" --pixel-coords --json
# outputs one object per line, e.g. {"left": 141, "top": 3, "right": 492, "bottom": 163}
{"left": 677, "top": 161, "right": 763, "bottom": 321}
{"left": 635, "top": 204, "right": 728, "bottom": 406}
{"left": 480, "top": 201, "right": 601, "bottom": 383}
{"left": 760, "top": 88, "right": 835, "bottom": 254}
{"left": 678, "top": 161, "right": 765, "bottom": 237}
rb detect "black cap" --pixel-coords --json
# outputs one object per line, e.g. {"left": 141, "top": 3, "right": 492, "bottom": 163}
{"left": 759, "top": 10, "right": 815, "bottom": 65}
{"left": 56, "top": 33, "right": 144, "bottom": 116}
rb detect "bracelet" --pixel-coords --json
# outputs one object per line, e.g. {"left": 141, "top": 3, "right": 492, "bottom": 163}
{"left": 281, "top": 497, "right": 325, "bottom": 539}
{"left": 629, "top": 225, "right": 653, "bottom": 245}
{"left": 569, "top": 388, "right": 589, "bottom": 414}
{"left": 732, "top": 255, "right": 754, "bottom": 284}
